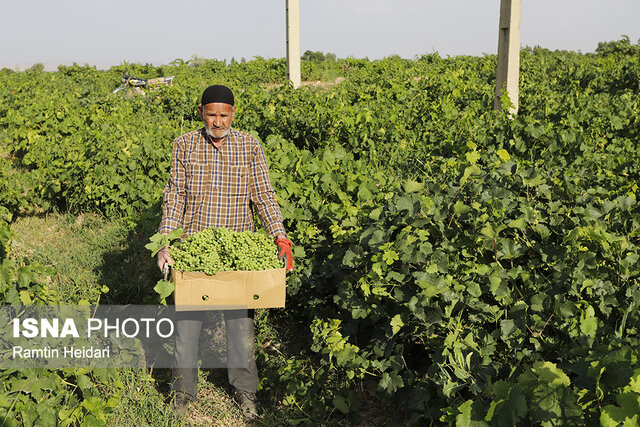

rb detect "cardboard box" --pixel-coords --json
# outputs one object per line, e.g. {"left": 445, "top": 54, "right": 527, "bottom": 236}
{"left": 171, "top": 268, "right": 286, "bottom": 311}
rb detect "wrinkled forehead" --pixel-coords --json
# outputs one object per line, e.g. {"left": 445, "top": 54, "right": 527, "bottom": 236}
{"left": 201, "top": 102, "right": 235, "bottom": 114}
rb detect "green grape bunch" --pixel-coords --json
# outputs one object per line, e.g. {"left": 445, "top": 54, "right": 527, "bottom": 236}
{"left": 168, "top": 227, "right": 283, "bottom": 275}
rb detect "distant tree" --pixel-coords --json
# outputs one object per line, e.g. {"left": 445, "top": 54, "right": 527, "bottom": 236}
{"left": 188, "top": 55, "right": 208, "bottom": 68}
{"left": 301, "top": 51, "right": 336, "bottom": 62}
{"left": 596, "top": 36, "right": 639, "bottom": 55}
{"left": 27, "top": 63, "right": 45, "bottom": 73}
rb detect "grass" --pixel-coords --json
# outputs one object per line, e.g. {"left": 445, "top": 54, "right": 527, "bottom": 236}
{"left": 9, "top": 210, "right": 168, "bottom": 305}
{"left": 107, "top": 369, "right": 184, "bottom": 426}
{"left": 8, "top": 212, "right": 129, "bottom": 303}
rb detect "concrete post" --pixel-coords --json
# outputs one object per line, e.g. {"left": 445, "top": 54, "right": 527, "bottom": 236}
{"left": 494, "top": 0, "right": 521, "bottom": 114}
{"left": 286, "top": 0, "right": 301, "bottom": 88}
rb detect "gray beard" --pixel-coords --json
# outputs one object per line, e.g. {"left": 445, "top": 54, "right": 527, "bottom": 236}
{"left": 205, "top": 127, "right": 229, "bottom": 139}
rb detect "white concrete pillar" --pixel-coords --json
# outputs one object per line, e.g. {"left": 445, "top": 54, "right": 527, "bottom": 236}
{"left": 286, "top": 0, "right": 301, "bottom": 88}
{"left": 494, "top": 0, "right": 521, "bottom": 114}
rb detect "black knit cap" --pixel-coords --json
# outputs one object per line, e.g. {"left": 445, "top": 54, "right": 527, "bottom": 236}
{"left": 201, "top": 85, "right": 234, "bottom": 106}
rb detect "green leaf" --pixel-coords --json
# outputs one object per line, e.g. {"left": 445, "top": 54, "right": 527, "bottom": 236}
{"left": 20, "top": 405, "right": 38, "bottom": 427}
{"left": 76, "top": 374, "right": 94, "bottom": 392}
{"left": 80, "top": 414, "right": 108, "bottom": 427}
{"left": 486, "top": 382, "right": 527, "bottom": 425}
{"left": 480, "top": 224, "right": 505, "bottom": 239}
{"left": 382, "top": 250, "right": 399, "bottom": 265}
{"left": 535, "top": 223, "right": 550, "bottom": 240}
{"left": 460, "top": 165, "right": 482, "bottom": 186}
{"left": 465, "top": 151, "right": 481, "bottom": 164}
{"left": 456, "top": 400, "right": 489, "bottom": 427}
{"left": 466, "top": 282, "right": 482, "bottom": 298}
{"left": 626, "top": 370, "right": 640, "bottom": 394}
{"left": 508, "top": 218, "right": 528, "bottom": 230}
{"left": 35, "top": 405, "right": 57, "bottom": 427}
{"left": 368, "top": 229, "right": 386, "bottom": 246}
{"left": 154, "top": 280, "right": 175, "bottom": 305}
{"left": 342, "top": 249, "right": 360, "bottom": 267}
{"left": 378, "top": 372, "right": 404, "bottom": 393}
{"left": 580, "top": 305, "right": 598, "bottom": 337}
{"left": 81, "top": 397, "right": 105, "bottom": 416}
{"left": 454, "top": 200, "right": 470, "bottom": 215}
{"left": 530, "top": 384, "right": 582, "bottom": 425}
{"left": 500, "top": 319, "right": 516, "bottom": 339}
{"left": 404, "top": 180, "right": 424, "bottom": 193}
{"left": 19, "top": 290, "right": 32, "bottom": 305}
{"left": 530, "top": 294, "right": 546, "bottom": 312}
{"left": 167, "top": 228, "right": 184, "bottom": 240}
{"left": 395, "top": 196, "right": 414, "bottom": 212}
{"left": 145, "top": 228, "right": 184, "bottom": 256}
{"left": 333, "top": 395, "right": 349, "bottom": 414}
{"left": 496, "top": 149, "right": 511, "bottom": 162}
{"left": 357, "top": 185, "right": 373, "bottom": 201}
{"left": 390, "top": 315, "right": 404, "bottom": 336}
{"left": 145, "top": 234, "right": 167, "bottom": 256}
{"left": 369, "top": 207, "right": 382, "bottom": 220}
{"left": 601, "top": 392, "right": 640, "bottom": 426}
{"left": 531, "top": 361, "right": 571, "bottom": 387}
{"left": 521, "top": 172, "right": 545, "bottom": 187}
{"left": 499, "top": 239, "right": 520, "bottom": 259}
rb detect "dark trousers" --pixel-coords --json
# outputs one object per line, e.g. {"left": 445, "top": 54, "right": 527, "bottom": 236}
{"left": 171, "top": 309, "right": 258, "bottom": 398}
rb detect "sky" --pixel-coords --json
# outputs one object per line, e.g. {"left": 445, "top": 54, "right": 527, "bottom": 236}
{"left": 1, "top": 0, "right": 639, "bottom": 71}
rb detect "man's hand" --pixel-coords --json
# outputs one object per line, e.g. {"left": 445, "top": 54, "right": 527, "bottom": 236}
{"left": 157, "top": 246, "right": 174, "bottom": 271}
{"left": 275, "top": 236, "right": 293, "bottom": 272}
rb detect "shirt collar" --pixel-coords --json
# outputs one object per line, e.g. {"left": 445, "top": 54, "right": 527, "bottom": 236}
{"left": 201, "top": 128, "right": 234, "bottom": 149}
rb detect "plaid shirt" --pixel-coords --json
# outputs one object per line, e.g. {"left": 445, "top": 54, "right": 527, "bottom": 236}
{"left": 159, "top": 128, "right": 286, "bottom": 238}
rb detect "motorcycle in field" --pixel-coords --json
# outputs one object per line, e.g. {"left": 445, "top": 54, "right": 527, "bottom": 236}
{"left": 112, "top": 70, "right": 175, "bottom": 95}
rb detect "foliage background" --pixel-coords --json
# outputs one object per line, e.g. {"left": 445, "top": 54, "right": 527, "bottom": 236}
{"left": 0, "top": 38, "right": 639, "bottom": 425}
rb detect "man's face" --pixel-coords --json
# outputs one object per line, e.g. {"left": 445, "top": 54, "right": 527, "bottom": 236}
{"left": 200, "top": 102, "right": 236, "bottom": 140}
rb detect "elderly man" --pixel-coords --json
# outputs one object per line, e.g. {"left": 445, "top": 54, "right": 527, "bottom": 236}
{"left": 157, "top": 85, "right": 293, "bottom": 420}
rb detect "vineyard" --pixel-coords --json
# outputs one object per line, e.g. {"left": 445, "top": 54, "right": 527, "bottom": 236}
{"left": 1, "top": 37, "right": 640, "bottom": 425}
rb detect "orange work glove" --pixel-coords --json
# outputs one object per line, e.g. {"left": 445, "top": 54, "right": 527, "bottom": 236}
{"left": 276, "top": 236, "right": 293, "bottom": 272}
